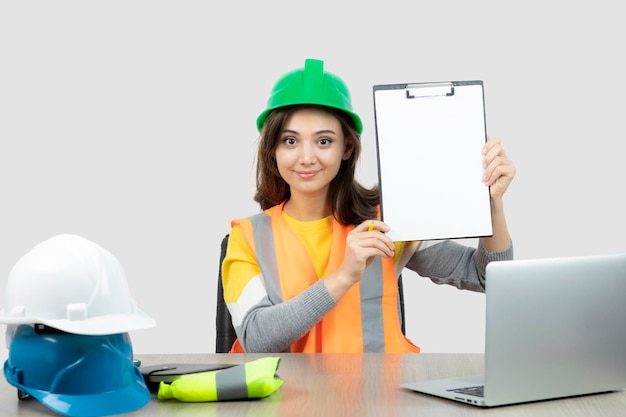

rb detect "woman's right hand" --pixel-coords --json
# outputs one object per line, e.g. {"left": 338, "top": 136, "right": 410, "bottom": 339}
{"left": 324, "top": 220, "right": 395, "bottom": 300}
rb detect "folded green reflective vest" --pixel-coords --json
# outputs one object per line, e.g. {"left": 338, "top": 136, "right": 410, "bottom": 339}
{"left": 157, "top": 356, "right": 282, "bottom": 402}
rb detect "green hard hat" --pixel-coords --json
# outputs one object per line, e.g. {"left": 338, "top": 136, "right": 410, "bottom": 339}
{"left": 256, "top": 58, "right": 363, "bottom": 134}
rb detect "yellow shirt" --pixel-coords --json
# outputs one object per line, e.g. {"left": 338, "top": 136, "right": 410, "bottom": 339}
{"left": 281, "top": 211, "right": 333, "bottom": 279}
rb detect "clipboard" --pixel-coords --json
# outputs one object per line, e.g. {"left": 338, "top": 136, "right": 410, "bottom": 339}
{"left": 372, "top": 80, "right": 492, "bottom": 242}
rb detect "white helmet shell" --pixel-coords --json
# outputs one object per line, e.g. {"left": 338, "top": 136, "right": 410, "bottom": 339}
{"left": 0, "top": 234, "right": 155, "bottom": 335}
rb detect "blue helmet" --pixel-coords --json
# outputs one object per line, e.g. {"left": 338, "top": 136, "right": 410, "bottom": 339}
{"left": 3, "top": 325, "right": 150, "bottom": 417}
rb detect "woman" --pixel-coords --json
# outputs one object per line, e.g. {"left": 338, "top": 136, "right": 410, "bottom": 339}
{"left": 222, "top": 58, "right": 515, "bottom": 353}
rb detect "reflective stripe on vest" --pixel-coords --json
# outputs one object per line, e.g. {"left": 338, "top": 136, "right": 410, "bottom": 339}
{"left": 235, "top": 205, "right": 420, "bottom": 353}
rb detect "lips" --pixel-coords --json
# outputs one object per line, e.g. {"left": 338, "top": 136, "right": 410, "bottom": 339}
{"left": 296, "top": 170, "right": 319, "bottom": 179}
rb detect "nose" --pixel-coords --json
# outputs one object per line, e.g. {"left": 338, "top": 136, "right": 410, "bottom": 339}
{"left": 299, "top": 141, "right": 316, "bottom": 165}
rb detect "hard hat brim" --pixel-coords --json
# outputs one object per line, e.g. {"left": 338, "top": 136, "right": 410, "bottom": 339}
{"left": 256, "top": 104, "right": 363, "bottom": 134}
{"left": 4, "top": 363, "right": 150, "bottom": 417}
{"left": 0, "top": 309, "right": 156, "bottom": 335}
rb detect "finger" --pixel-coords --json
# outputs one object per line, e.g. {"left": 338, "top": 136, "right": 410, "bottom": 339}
{"left": 358, "top": 220, "right": 375, "bottom": 232}
{"left": 483, "top": 143, "right": 512, "bottom": 181}
{"left": 483, "top": 155, "right": 500, "bottom": 184}
{"left": 482, "top": 136, "right": 501, "bottom": 156}
{"left": 359, "top": 220, "right": 390, "bottom": 233}
{"left": 484, "top": 158, "right": 512, "bottom": 185}
{"left": 348, "top": 230, "right": 395, "bottom": 257}
{"left": 483, "top": 143, "right": 503, "bottom": 169}
{"left": 368, "top": 234, "right": 395, "bottom": 256}
{"left": 485, "top": 160, "right": 515, "bottom": 192}
{"left": 358, "top": 241, "right": 395, "bottom": 259}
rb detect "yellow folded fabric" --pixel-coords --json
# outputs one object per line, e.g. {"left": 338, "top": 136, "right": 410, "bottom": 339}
{"left": 157, "top": 356, "right": 282, "bottom": 402}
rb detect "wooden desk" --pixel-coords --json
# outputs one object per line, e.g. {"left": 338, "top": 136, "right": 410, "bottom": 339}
{"left": 1, "top": 353, "right": 624, "bottom": 416}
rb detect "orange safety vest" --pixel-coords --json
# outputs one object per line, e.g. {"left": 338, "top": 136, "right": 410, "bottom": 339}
{"left": 229, "top": 205, "right": 420, "bottom": 353}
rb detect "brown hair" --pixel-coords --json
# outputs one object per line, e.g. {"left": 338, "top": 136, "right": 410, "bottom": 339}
{"left": 253, "top": 105, "right": 379, "bottom": 226}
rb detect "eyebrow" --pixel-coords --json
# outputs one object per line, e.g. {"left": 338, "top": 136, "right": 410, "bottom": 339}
{"left": 281, "top": 129, "right": 338, "bottom": 136}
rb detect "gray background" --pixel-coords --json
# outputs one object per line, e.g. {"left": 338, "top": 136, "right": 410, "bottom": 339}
{"left": 1, "top": 1, "right": 624, "bottom": 357}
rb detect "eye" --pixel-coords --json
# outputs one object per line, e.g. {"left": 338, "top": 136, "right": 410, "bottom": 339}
{"left": 282, "top": 137, "right": 297, "bottom": 146}
{"left": 319, "top": 138, "right": 332, "bottom": 146}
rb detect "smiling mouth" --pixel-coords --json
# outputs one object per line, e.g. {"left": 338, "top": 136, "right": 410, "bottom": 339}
{"left": 296, "top": 171, "right": 319, "bottom": 179}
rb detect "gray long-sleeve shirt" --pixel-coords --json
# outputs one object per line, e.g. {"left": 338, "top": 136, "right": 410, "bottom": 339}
{"left": 238, "top": 240, "right": 513, "bottom": 352}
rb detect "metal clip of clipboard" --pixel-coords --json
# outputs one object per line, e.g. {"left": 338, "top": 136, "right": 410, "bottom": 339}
{"left": 405, "top": 82, "right": 454, "bottom": 99}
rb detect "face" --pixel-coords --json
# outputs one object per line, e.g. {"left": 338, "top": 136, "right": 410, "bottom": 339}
{"left": 274, "top": 107, "right": 352, "bottom": 202}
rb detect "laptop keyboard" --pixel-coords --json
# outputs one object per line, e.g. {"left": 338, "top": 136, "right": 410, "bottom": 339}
{"left": 447, "top": 385, "right": 484, "bottom": 398}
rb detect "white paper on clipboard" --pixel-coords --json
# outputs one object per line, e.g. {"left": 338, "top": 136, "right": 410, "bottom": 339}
{"left": 373, "top": 80, "right": 492, "bottom": 242}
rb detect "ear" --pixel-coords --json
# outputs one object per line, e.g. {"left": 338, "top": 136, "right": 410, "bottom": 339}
{"left": 343, "top": 143, "right": 354, "bottom": 160}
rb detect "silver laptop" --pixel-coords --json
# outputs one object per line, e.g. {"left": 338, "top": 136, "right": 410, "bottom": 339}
{"left": 401, "top": 254, "right": 626, "bottom": 407}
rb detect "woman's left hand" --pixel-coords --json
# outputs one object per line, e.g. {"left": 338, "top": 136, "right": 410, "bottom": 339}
{"left": 482, "top": 136, "right": 516, "bottom": 198}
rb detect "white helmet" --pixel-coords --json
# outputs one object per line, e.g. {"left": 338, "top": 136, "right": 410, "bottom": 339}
{"left": 0, "top": 234, "right": 155, "bottom": 336}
